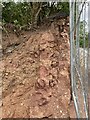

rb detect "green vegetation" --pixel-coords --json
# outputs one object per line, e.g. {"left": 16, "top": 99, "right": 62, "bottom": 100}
{"left": 2, "top": 1, "right": 88, "bottom": 48}
{"left": 79, "top": 21, "right": 88, "bottom": 48}
{"left": 2, "top": 1, "right": 69, "bottom": 30}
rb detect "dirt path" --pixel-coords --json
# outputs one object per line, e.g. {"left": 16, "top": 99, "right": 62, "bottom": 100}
{"left": 1, "top": 22, "right": 74, "bottom": 118}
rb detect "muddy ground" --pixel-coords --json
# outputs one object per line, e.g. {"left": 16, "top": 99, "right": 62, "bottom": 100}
{"left": 1, "top": 20, "right": 76, "bottom": 118}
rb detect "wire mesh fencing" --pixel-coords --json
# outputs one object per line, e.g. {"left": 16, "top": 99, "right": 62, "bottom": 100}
{"left": 69, "top": 0, "right": 89, "bottom": 119}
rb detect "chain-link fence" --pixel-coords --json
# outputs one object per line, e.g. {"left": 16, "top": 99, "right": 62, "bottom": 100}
{"left": 69, "top": 0, "right": 89, "bottom": 119}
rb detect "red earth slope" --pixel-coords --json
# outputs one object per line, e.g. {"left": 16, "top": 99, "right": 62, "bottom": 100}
{"left": 2, "top": 21, "right": 75, "bottom": 118}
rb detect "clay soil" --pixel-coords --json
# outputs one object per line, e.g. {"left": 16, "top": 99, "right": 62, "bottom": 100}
{"left": 1, "top": 22, "right": 76, "bottom": 118}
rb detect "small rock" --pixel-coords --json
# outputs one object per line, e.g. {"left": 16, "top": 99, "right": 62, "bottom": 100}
{"left": 12, "top": 89, "right": 15, "bottom": 93}
{"left": 49, "top": 79, "right": 57, "bottom": 87}
{"left": 21, "top": 103, "right": 24, "bottom": 106}
{"left": 51, "top": 61, "right": 58, "bottom": 67}
{"left": 38, "top": 97, "right": 49, "bottom": 106}
{"left": 5, "top": 72, "right": 9, "bottom": 76}
{"left": 9, "top": 59, "right": 12, "bottom": 63}
{"left": 35, "top": 79, "right": 45, "bottom": 89}
{"left": 23, "top": 35, "right": 27, "bottom": 38}
{"left": 60, "top": 110, "right": 63, "bottom": 113}
{"left": 57, "top": 105, "right": 59, "bottom": 108}
{"left": 39, "top": 66, "right": 48, "bottom": 78}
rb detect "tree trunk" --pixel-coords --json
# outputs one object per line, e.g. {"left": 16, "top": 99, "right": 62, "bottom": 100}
{"left": 30, "top": 2, "right": 42, "bottom": 28}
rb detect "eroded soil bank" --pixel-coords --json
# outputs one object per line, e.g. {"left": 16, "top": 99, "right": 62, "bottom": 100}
{"left": 2, "top": 21, "right": 76, "bottom": 118}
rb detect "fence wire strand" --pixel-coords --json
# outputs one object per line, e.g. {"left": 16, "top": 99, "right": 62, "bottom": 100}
{"left": 69, "top": 1, "right": 89, "bottom": 119}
